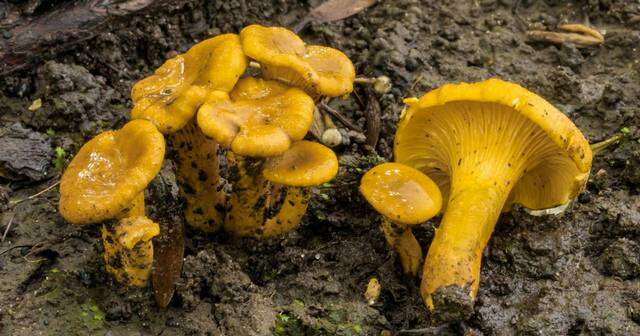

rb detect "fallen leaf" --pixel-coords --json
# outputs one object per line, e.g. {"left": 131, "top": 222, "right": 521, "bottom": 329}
{"left": 294, "top": 0, "right": 376, "bottom": 32}
{"left": 152, "top": 218, "right": 184, "bottom": 308}
{"left": 149, "top": 162, "right": 185, "bottom": 309}
{"left": 28, "top": 98, "right": 42, "bottom": 111}
{"left": 309, "top": 0, "right": 376, "bottom": 23}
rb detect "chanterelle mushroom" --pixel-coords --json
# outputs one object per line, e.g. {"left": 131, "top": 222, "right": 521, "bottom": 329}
{"left": 225, "top": 141, "right": 338, "bottom": 237}
{"left": 59, "top": 119, "right": 165, "bottom": 286}
{"left": 360, "top": 162, "right": 442, "bottom": 276}
{"left": 240, "top": 24, "right": 355, "bottom": 98}
{"left": 197, "top": 77, "right": 315, "bottom": 157}
{"left": 395, "top": 78, "right": 592, "bottom": 318}
{"left": 59, "top": 119, "right": 165, "bottom": 225}
{"left": 131, "top": 34, "right": 246, "bottom": 232}
{"left": 131, "top": 34, "right": 247, "bottom": 134}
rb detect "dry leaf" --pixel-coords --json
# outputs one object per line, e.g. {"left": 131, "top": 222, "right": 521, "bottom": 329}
{"left": 152, "top": 219, "right": 184, "bottom": 308}
{"left": 294, "top": 0, "right": 376, "bottom": 32}
{"left": 309, "top": 0, "right": 376, "bottom": 23}
{"left": 28, "top": 98, "right": 42, "bottom": 111}
{"left": 527, "top": 23, "right": 604, "bottom": 48}
{"left": 149, "top": 163, "right": 185, "bottom": 308}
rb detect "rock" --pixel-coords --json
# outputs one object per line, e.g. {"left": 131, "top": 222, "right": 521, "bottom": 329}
{"left": 629, "top": 301, "right": 640, "bottom": 325}
{"left": 599, "top": 238, "right": 640, "bottom": 279}
{"left": 0, "top": 122, "right": 52, "bottom": 181}
{"left": 619, "top": 141, "right": 640, "bottom": 186}
{"left": 23, "top": 61, "right": 123, "bottom": 136}
{"left": 431, "top": 284, "right": 475, "bottom": 322}
{"left": 175, "top": 248, "right": 276, "bottom": 335}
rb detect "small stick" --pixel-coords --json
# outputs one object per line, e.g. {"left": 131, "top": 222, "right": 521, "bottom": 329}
{"left": 398, "top": 324, "right": 449, "bottom": 335}
{"left": 319, "top": 102, "right": 363, "bottom": 132}
{"left": 364, "top": 87, "right": 381, "bottom": 149}
{"left": 0, "top": 245, "right": 34, "bottom": 257}
{"left": 354, "top": 77, "right": 376, "bottom": 84}
{"left": 1, "top": 213, "right": 16, "bottom": 242}
{"left": 7, "top": 180, "right": 60, "bottom": 208}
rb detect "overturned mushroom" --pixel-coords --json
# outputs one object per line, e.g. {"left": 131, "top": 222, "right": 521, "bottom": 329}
{"left": 240, "top": 24, "right": 355, "bottom": 98}
{"left": 197, "top": 77, "right": 315, "bottom": 157}
{"left": 59, "top": 119, "right": 165, "bottom": 286}
{"left": 360, "top": 162, "right": 442, "bottom": 276}
{"left": 225, "top": 141, "right": 338, "bottom": 238}
{"left": 395, "top": 78, "right": 592, "bottom": 318}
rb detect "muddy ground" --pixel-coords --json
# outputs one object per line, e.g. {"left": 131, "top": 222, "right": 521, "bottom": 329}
{"left": 1, "top": 0, "right": 639, "bottom": 335}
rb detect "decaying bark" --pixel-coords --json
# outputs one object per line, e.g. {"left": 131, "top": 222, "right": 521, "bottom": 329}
{"left": 0, "top": 0, "right": 183, "bottom": 75}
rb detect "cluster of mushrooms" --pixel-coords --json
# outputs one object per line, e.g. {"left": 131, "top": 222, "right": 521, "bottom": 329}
{"left": 59, "top": 25, "right": 351, "bottom": 286}
{"left": 58, "top": 24, "right": 593, "bottom": 318}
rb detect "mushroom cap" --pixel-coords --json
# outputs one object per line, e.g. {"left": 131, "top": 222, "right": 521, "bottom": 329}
{"left": 395, "top": 78, "right": 592, "bottom": 211}
{"left": 59, "top": 120, "right": 165, "bottom": 225}
{"left": 263, "top": 141, "right": 338, "bottom": 187}
{"left": 360, "top": 163, "right": 442, "bottom": 225}
{"left": 131, "top": 34, "right": 247, "bottom": 133}
{"left": 240, "top": 24, "right": 355, "bottom": 97}
{"left": 197, "top": 77, "right": 315, "bottom": 157}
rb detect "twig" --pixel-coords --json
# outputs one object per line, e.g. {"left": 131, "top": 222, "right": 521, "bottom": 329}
{"left": 319, "top": 101, "right": 363, "bottom": 132}
{"left": 591, "top": 133, "right": 623, "bottom": 155}
{"left": 398, "top": 324, "right": 449, "bottom": 335}
{"left": 364, "top": 87, "right": 381, "bottom": 149}
{"left": 1, "top": 213, "right": 16, "bottom": 242}
{"left": 7, "top": 180, "right": 60, "bottom": 208}
{"left": 0, "top": 245, "right": 33, "bottom": 257}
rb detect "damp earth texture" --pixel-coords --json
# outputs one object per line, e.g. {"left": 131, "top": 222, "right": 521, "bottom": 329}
{"left": 1, "top": 0, "right": 639, "bottom": 335}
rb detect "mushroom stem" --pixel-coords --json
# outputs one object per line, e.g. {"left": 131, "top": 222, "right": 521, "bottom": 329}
{"left": 170, "top": 121, "right": 226, "bottom": 233}
{"left": 118, "top": 192, "right": 145, "bottom": 219}
{"left": 381, "top": 219, "right": 423, "bottom": 276}
{"left": 102, "top": 192, "right": 153, "bottom": 286}
{"left": 421, "top": 182, "right": 511, "bottom": 311}
{"left": 102, "top": 216, "right": 160, "bottom": 287}
{"left": 224, "top": 154, "right": 310, "bottom": 238}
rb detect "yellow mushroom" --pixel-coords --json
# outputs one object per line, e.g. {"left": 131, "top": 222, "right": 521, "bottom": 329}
{"left": 131, "top": 34, "right": 246, "bottom": 232}
{"left": 59, "top": 119, "right": 165, "bottom": 225}
{"left": 131, "top": 34, "right": 247, "bottom": 134}
{"left": 197, "top": 77, "right": 315, "bottom": 157}
{"left": 169, "top": 120, "right": 227, "bottom": 232}
{"left": 225, "top": 141, "right": 338, "bottom": 238}
{"left": 394, "top": 78, "right": 592, "bottom": 317}
{"left": 59, "top": 119, "right": 165, "bottom": 286}
{"left": 360, "top": 162, "right": 442, "bottom": 276}
{"left": 240, "top": 24, "right": 355, "bottom": 98}
{"left": 102, "top": 216, "right": 160, "bottom": 287}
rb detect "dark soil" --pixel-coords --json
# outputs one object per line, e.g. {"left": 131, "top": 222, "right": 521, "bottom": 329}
{"left": 1, "top": 0, "right": 640, "bottom": 335}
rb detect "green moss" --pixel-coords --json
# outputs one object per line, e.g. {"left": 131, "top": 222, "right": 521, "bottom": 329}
{"left": 53, "top": 146, "right": 67, "bottom": 171}
{"left": 80, "top": 302, "right": 105, "bottom": 326}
